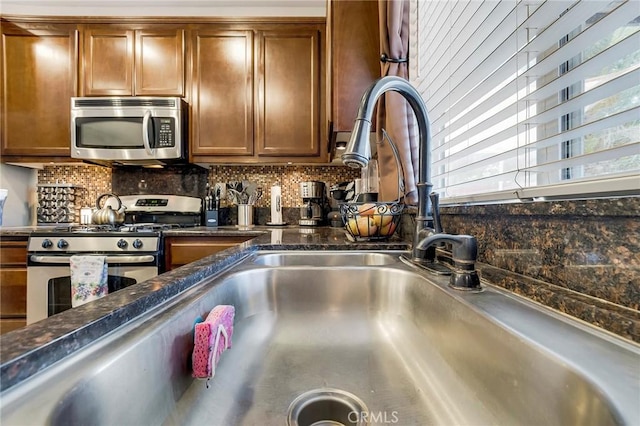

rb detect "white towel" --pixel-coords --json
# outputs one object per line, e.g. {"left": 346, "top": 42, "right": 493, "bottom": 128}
{"left": 70, "top": 255, "right": 108, "bottom": 307}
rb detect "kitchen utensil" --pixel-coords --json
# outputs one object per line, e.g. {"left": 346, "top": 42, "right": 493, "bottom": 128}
{"left": 226, "top": 181, "right": 259, "bottom": 205}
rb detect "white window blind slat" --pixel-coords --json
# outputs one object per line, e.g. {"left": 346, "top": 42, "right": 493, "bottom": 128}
{"left": 521, "top": 31, "right": 640, "bottom": 105}
{"left": 429, "top": 1, "right": 520, "bottom": 112}
{"left": 423, "top": 1, "right": 499, "bottom": 101}
{"left": 521, "top": 143, "right": 640, "bottom": 173}
{"left": 412, "top": 0, "right": 640, "bottom": 203}
{"left": 432, "top": 0, "right": 638, "bottom": 132}
{"left": 520, "top": 67, "right": 640, "bottom": 126}
{"left": 521, "top": 107, "right": 639, "bottom": 151}
{"left": 432, "top": 32, "right": 639, "bottom": 153}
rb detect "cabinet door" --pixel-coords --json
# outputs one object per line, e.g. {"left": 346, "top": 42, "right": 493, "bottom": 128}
{"left": 135, "top": 29, "right": 184, "bottom": 96}
{"left": 256, "top": 29, "right": 321, "bottom": 157}
{"left": 1, "top": 24, "right": 78, "bottom": 157}
{"left": 329, "top": 0, "right": 380, "bottom": 133}
{"left": 0, "top": 238, "right": 28, "bottom": 334}
{"left": 82, "top": 28, "right": 134, "bottom": 96}
{"left": 191, "top": 30, "right": 254, "bottom": 158}
{"left": 83, "top": 28, "right": 184, "bottom": 96}
{"left": 164, "top": 236, "right": 253, "bottom": 271}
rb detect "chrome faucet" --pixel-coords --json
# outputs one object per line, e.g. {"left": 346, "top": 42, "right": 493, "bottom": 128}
{"left": 342, "top": 76, "right": 480, "bottom": 290}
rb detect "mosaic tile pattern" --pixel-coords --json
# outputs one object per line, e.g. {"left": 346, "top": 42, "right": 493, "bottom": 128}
{"left": 41, "top": 164, "right": 359, "bottom": 211}
{"left": 38, "top": 165, "right": 112, "bottom": 213}
{"left": 207, "top": 165, "right": 359, "bottom": 208}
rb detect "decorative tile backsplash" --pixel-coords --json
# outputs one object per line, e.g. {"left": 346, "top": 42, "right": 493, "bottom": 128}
{"left": 206, "top": 165, "right": 359, "bottom": 208}
{"left": 40, "top": 164, "right": 359, "bottom": 208}
{"left": 37, "top": 164, "right": 112, "bottom": 211}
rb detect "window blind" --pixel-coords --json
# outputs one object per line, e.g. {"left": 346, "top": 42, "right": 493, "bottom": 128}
{"left": 410, "top": 0, "right": 639, "bottom": 204}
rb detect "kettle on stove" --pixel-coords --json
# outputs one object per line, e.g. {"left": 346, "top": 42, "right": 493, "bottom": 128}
{"left": 92, "top": 193, "right": 126, "bottom": 226}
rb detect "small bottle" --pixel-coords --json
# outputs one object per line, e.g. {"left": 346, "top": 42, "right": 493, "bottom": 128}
{"left": 138, "top": 179, "right": 148, "bottom": 194}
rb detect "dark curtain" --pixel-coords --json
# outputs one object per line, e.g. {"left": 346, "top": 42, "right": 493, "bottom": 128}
{"left": 376, "top": 0, "right": 418, "bottom": 204}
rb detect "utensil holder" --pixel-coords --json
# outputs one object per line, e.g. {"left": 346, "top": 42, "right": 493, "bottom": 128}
{"left": 237, "top": 204, "right": 254, "bottom": 226}
{"left": 205, "top": 210, "right": 219, "bottom": 227}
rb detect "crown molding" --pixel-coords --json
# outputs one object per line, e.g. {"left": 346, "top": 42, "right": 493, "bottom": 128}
{"left": 0, "top": 0, "right": 326, "bottom": 17}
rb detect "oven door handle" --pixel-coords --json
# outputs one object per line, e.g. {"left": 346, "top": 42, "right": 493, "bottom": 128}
{"left": 30, "top": 255, "right": 156, "bottom": 264}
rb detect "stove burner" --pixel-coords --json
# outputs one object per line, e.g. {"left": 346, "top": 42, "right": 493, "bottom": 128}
{"left": 54, "top": 224, "right": 119, "bottom": 233}
{"left": 52, "top": 223, "right": 177, "bottom": 233}
{"left": 118, "top": 223, "right": 177, "bottom": 232}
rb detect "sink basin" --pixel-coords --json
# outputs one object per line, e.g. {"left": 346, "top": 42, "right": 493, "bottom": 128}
{"left": 250, "top": 250, "right": 401, "bottom": 266}
{"left": 1, "top": 251, "right": 638, "bottom": 426}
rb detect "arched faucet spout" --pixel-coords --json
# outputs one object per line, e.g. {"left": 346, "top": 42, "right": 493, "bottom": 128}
{"left": 341, "top": 76, "right": 433, "bottom": 261}
{"left": 342, "top": 77, "right": 480, "bottom": 284}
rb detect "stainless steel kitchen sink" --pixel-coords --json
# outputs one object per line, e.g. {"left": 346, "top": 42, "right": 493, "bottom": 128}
{"left": 250, "top": 250, "right": 401, "bottom": 266}
{"left": 1, "top": 251, "right": 638, "bottom": 426}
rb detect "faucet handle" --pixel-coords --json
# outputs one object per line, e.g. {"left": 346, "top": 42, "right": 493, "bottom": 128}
{"left": 429, "top": 192, "right": 443, "bottom": 233}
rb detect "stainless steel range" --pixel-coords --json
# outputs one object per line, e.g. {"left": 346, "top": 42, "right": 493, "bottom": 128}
{"left": 26, "top": 195, "right": 202, "bottom": 325}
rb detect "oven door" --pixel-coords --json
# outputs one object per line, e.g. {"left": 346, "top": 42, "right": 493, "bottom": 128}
{"left": 27, "top": 254, "right": 159, "bottom": 325}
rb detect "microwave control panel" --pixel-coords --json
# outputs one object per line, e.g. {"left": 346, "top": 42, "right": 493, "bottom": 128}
{"left": 156, "top": 118, "right": 175, "bottom": 147}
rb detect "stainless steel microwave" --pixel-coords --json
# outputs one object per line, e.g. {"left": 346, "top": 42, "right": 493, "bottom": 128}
{"left": 71, "top": 97, "right": 187, "bottom": 166}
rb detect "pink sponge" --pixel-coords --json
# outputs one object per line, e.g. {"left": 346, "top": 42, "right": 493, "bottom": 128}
{"left": 192, "top": 305, "right": 235, "bottom": 379}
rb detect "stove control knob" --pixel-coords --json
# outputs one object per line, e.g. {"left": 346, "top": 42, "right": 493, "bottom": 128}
{"left": 41, "top": 239, "right": 53, "bottom": 249}
{"left": 117, "top": 239, "right": 128, "bottom": 249}
{"left": 57, "top": 239, "right": 69, "bottom": 249}
{"left": 132, "top": 239, "right": 143, "bottom": 249}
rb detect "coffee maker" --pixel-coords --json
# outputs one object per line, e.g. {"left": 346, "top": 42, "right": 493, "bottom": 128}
{"left": 299, "top": 181, "right": 327, "bottom": 226}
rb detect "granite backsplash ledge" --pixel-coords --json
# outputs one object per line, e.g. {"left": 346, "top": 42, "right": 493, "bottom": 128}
{"left": 429, "top": 196, "right": 639, "bottom": 342}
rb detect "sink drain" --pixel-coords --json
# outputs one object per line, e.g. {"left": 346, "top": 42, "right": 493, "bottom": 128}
{"left": 287, "top": 388, "right": 369, "bottom": 426}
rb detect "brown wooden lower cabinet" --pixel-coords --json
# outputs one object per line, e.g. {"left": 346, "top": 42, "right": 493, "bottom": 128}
{"left": 0, "top": 237, "right": 28, "bottom": 334}
{"left": 164, "top": 236, "right": 253, "bottom": 271}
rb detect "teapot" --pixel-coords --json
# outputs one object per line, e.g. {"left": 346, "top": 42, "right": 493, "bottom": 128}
{"left": 92, "top": 193, "right": 126, "bottom": 226}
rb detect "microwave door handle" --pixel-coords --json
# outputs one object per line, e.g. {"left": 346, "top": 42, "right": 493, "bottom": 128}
{"left": 142, "top": 110, "right": 154, "bottom": 155}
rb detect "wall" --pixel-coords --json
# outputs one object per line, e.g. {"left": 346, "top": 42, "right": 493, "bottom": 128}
{"left": 0, "top": 164, "right": 38, "bottom": 226}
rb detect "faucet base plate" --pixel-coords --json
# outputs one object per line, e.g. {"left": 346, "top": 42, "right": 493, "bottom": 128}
{"left": 400, "top": 255, "right": 452, "bottom": 275}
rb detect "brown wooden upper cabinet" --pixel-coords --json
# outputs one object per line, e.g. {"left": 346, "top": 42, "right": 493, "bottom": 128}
{"left": 81, "top": 27, "right": 185, "bottom": 96}
{"left": 190, "top": 23, "right": 326, "bottom": 164}
{"left": 1, "top": 22, "right": 78, "bottom": 159}
{"left": 191, "top": 29, "right": 255, "bottom": 158}
{"left": 328, "top": 0, "right": 380, "bottom": 134}
{"left": 256, "top": 29, "right": 321, "bottom": 158}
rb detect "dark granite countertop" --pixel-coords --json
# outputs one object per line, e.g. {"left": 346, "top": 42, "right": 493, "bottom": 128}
{"left": 0, "top": 226, "right": 408, "bottom": 392}
{"left": 2, "top": 222, "right": 637, "bottom": 393}
{"left": 0, "top": 226, "right": 47, "bottom": 237}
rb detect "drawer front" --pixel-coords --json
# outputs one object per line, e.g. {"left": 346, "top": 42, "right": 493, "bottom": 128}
{"left": 0, "top": 268, "right": 27, "bottom": 316}
{"left": 0, "top": 242, "right": 27, "bottom": 265}
{"left": 0, "top": 318, "right": 27, "bottom": 334}
{"left": 165, "top": 236, "right": 252, "bottom": 270}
